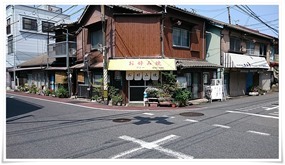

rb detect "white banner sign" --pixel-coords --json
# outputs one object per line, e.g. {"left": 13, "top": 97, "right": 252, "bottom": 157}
{"left": 151, "top": 71, "right": 159, "bottom": 80}
{"left": 134, "top": 71, "right": 142, "bottom": 80}
{"left": 126, "top": 71, "right": 134, "bottom": 80}
{"left": 143, "top": 71, "right": 151, "bottom": 80}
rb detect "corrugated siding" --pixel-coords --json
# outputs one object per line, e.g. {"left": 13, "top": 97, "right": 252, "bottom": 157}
{"left": 115, "top": 16, "right": 161, "bottom": 57}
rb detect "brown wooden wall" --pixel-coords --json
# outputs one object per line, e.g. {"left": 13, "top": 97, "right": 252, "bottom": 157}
{"left": 114, "top": 15, "right": 161, "bottom": 58}
{"left": 163, "top": 16, "right": 204, "bottom": 59}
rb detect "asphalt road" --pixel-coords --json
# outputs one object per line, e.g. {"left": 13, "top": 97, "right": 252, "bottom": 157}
{"left": 5, "top": 92, "right": 279, "bottom": 160}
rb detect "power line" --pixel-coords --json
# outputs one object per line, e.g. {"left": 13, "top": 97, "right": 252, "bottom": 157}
{"left": 244, "top": 19, "right": 278, "bottom": 26}
{"left": 234, "top": 5, "right": 278, "bottom": 36}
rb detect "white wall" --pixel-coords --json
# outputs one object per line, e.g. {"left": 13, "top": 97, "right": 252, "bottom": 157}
{"left": 6, "top": 5, "right": 71, "bottom": 67}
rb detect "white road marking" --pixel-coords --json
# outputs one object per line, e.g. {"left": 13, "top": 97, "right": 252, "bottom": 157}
{"left": 226, "top": 111, "right": 279, "bottom": 119}
{"left": 262, "top": 106, "right": 279, "bottom": 111}
{"left": 9, "top": 96, "right": 14, "bottom": 98}
{"left": 269, "top": 112, "right": 279, "bottom": 116}
{"left": 111, "top": 135, "right": 193, "bottom": 159}
{"left": 235, "top": 101, "right": 278, "bottom": 111}
{"left": 143, "top": 113, "right": 154, "bottom": 116}
{"left": 247, "top": 130, "right": 270, "bottom": 136}
{"left": 212, "top": 124, "right": 230, "bottom": 129}
{"left": 185, "top": 119, "right": 199, "bottom": 123}
{"left": 170, "top": 116, "right": 175, "bottom": 119}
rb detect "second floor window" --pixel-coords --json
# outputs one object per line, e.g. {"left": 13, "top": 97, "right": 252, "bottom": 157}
{"left": 42, "top": 21, "right": 55, "bottom": 32}
{"left": 90, "top": 30, "right": 103, "bottom": 50}
{"left": 23, "top": 17, "right": 37, "bottom": 31}
{"left": 230, "top": 37, "right": 241, "bottom": 52}
{"left": 8, "top": 36, "right": 13, "bottom": 54}
{"left": 260, "top": 43, "right": 267, "bottom": 56}
{"left": 172, "top": 27, "right": 190, "bottom": 48}
{"left": 246, "top": 41, "right": 255, "bottom": 55}
{"left": 7, "top": 18, "right": 11, "bottom": 35}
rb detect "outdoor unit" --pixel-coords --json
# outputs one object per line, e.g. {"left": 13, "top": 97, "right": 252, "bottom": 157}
{"left": 77, "top": 84, "right": 90, "bottom": 98}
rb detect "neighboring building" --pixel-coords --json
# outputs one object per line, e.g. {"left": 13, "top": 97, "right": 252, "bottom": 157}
{"left": 6, "top": 5, "right": 72, "bottom": 88}
{"left": 74, "top": 5, "right": 221, "bottom": 104}
{"left": 8, "top": 22, "right": 78, "bottom": 93}
{"left": 206, "top": 20, "right": 277, "bottom": 97}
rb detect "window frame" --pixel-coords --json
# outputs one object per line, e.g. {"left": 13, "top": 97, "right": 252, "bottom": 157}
{"left": 172, "top": 27, "right": 190, "bottom": 48}
{"left": 246, "top": 41, "right": 255, "bottom": 55}
{"left": 42, "top": 21, "right": 55, "bottom": 33}
{"left": 7, "top": 18, "right": 11, "bottom": 35}
{"left": 90, "top": 30, "right": 103, "bottom": 50}
{"left": 8, "top": 35, "right": 13, "bottom": 54}
{"left": 230, "top": 37, "right": 241, "bottom": 52}
{"left": 259, "top": 43, "right": 267, "bottom": 56}
{"left": 22, "top": 17, "right": 38, "bottom": 31}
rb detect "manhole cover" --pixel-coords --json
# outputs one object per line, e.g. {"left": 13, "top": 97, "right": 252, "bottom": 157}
{"left": 112, "top": 118, "right": 132, "bottom": 123}
{"left": 179, "top": 112, "right": 204, "bottom": 117}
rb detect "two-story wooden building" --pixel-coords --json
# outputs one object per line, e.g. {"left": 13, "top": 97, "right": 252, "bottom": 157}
{"left": 73, "top": 5, "right": 222, "bottom": 104}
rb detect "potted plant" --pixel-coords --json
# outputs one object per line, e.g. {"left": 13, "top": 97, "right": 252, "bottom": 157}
{"left": 111, "top": 95, "right": 123, "bottom": 106}
{"left": 173, "top": 88, "right": 191, "bottom": 107}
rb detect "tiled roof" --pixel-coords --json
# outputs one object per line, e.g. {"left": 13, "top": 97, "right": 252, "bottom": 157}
{"left": 176, "top": 59, "right": 222, "bottom": 69}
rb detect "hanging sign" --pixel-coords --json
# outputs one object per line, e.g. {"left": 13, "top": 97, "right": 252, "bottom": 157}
{"left": 126, "top": 71, "right": 134, "bottom": 80}
{"left": 143, "top": 71, "right": 151, "bottom": 80}
{"left": 134, "top": 71, "right": 142, "bottom": 80}
{"left": 151, "top": 71, "right": 159, "bottom": 80}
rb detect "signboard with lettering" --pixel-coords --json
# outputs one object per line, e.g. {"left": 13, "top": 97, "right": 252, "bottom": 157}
{"left": 143, "top": 71, "right": 151, "bottom": 80}
{"left": 126, "top": 71, "right": 134, "bottom": 80}
{"left": 151, "top": 71, "right": 159, "bottom": 80}
{"left": 134, "top": 71, "right": 142, "bottom": 80}
{"left": 108, "top": 59, "right": 176, "bottom": 71}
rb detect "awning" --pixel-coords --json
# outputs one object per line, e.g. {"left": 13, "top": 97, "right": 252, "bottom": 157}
{"left": 224, "top": 53, "right": 269, "bottom": 69}
{"left": 176, "top": 60, "right": 222, "bottom": 69}
{"left": 7, "top": 67, "right": 45, "bottom": 72}
{"left": 45, "top": 67, "right": 67, "bottom": 70}
{"left": 70, "top": 62, "right": 103, "bottom": 69}
{"left": 108, "top": 59, "right": 176, "bottom": 71}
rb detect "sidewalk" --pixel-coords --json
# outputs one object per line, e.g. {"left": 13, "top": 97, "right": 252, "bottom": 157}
{"left": 6, "top": 91, "right": 203, "bottom": 111}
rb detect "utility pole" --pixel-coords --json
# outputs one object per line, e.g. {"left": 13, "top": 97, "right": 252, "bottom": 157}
{"left": 101, "top": 5, "right": 108, "bottom": 104}
{"left": 227, "top": 6, "right": 231, "bottom": 24}
{"left": 66, "top": 27, "right": 71, "bottom": 97}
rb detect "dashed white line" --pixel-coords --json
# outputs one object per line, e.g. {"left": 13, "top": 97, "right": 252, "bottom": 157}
{"left": 262, "top": 106, "right": 279, "bottom": 111}
{"left": 143, "top": 113, "right": 154, "bottom": 116}
{"left": 247, "top": 130, "right": 270, "bottom": 136}
{"left": 185, "top": 119, "right": 199, "bottom": 123}
{"left": 226, "top": 111, "right": 279, "bottom": 119}
{"left": 212, "top": 124, "right": 230, "bottom": 129}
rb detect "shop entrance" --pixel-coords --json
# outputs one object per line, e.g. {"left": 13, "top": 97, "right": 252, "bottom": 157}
{"left": 128, "top": 79, "right": 159, "bottom": 102}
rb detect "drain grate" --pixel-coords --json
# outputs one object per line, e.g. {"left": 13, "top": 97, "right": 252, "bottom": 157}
{"left": 179, "top": 112, "right": 204, "bottom": 117}
{"left": 112, "top": 118, "right": 132, "bottom": 123}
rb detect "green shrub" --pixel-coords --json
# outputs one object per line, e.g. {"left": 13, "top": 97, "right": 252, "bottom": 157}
{"left": 111, "top": 95, "right": 123, "bottom": 105}
{"left": 173, "top": 88, "right": 191, "bottom": 107}
{"left": 55, "top": 87, "right": 68, "bottom": 98}
{"left": 29, "top": 84, "right": 38, "bottom": 94}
